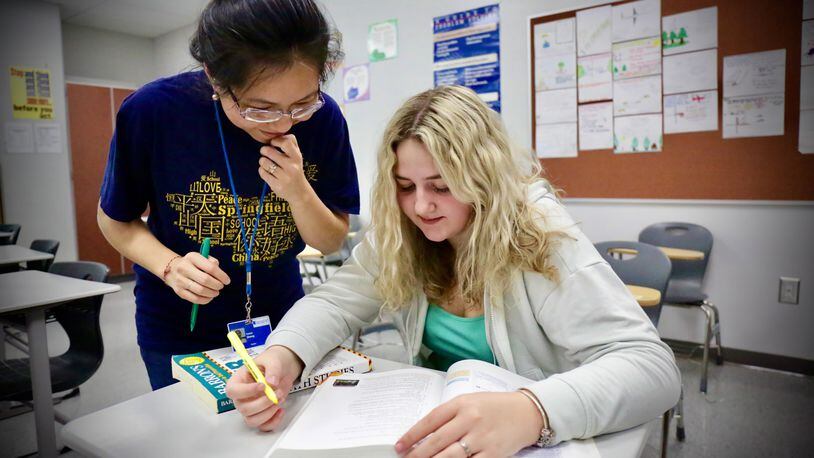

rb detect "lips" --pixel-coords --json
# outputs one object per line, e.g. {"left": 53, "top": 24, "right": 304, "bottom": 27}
{"left": 419, "top": 216, "right": 443, "bottom": 225}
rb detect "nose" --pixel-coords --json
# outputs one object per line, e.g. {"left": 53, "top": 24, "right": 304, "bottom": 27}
{"left": 272, "top": 116, "right": 294, "bottom": 131}
{"left": 414, "top": 188, "right": 435, "bottom": 216}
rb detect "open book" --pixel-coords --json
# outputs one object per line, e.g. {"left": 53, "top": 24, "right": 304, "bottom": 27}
{"left": 171, "top": 346, "right": 371, "bottom": 414}
{"left": 267, "top": 359, "right": 599, "bottom": 458}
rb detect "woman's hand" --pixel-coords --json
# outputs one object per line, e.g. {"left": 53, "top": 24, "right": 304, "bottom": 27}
{"left": 225, "top": 345, "right": 305, "bottom": 431}
{"left": 258, "top": 134, "right": 312, "bottom": 205}
{"left": 395, "top": 392, "right": 544, "bottom": 457}
{"left": 164, "top": 252, "right": 230, "bottom": 304}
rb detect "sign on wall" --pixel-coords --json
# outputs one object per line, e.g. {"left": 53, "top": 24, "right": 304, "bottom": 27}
{"left": 433, "top": 5, "right": 501, "bottom": 112}
{"left": 9, "top": 67, "right": 54, "bottom": 120}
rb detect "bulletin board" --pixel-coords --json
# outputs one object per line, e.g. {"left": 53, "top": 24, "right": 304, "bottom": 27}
{"left": 530, "top": 0, "right": 814, "bottom": 200}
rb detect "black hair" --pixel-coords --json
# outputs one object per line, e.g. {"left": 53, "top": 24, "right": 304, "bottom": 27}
{"left": 189, "top": 0, "right": 343, "bottom": 94}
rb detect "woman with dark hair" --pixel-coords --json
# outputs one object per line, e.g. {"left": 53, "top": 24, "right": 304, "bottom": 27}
{"left": 97, "top": 0, "right": 359, "bottom": 390}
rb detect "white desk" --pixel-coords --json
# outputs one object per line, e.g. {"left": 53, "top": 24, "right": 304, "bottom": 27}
{"left": 0, "top": 270, "right": 121, "bottom": 458}
{"left": 62, "top": 358, "right": 651, "bottom": 457}
{"left": 0, "top": 245, "right": 54, "bottom": 266}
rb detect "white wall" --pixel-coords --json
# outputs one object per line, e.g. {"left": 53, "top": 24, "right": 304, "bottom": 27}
{"left": 62, "top": 24, "right": 155, "bottom": 88}
{"left": 154, "top": 24, "right": 198, "bottom": 79}
{"left": 0, "top": 0, "right": 78, "bottom": 261}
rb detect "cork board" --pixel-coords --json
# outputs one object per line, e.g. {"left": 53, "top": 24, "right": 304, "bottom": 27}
{"left": 530, "top": 0, "right": 814, "bottom": 200}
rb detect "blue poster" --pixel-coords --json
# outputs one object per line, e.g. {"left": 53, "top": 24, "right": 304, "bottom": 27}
{"left": 433, "top": 4, "right": 501, "bottom": 112}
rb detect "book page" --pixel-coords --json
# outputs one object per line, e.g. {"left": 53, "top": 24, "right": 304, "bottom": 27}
{"left": 440, "top": 359, "right": 531, "bottom": 403}
{"left": 272, "top": 369, "right": 445, "bottom": 452}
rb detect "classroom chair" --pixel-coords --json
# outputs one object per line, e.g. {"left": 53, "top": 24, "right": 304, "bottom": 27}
{"left": 0, "top": 223, "right": 21, "bottom": 245}
{"left": 300, "top": 215, "right": 364, "bottom": 282}
{"left": 639, "top": 222, "right": 722, "bottom": 393}
{"left": 594, "top": 241, "right": 685, "bottom": 457}
{"left": 0, "top": 261, "right": 110, "bottom": 425}
{"left": 26, "top": 239, "right": 60, "bottom": 272}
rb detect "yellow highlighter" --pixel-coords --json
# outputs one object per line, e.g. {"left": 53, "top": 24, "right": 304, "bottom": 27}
{"left": 227, "top": 331, "right": 279, "bottom": 404}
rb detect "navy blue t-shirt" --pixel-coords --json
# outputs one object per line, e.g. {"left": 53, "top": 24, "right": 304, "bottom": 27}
{"left": 100, "top": 71, "right": 359, "bottom": 353}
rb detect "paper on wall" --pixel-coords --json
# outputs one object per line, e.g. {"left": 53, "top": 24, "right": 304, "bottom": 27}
{"left": 612, "top": 37, "right": 662, "bottom": 80}
{"left": 664, "top": 90, "right": 718, "bottom": 134}
{"left": 535, "top": 18, "right": 576, "bottom": 58}
{"left": 800, "top": 110, "right": 814, "bottom": 153}
{"left": 577, "top": 53, "right": 612, "bottom": 102}
{"left": 34, "top": 123, "right": 61, "bottom": 153}
{"left": 614, "top": 113, "right": 662, "bottom": 153}
{"left": 368, "top": 19, "right": 398, "bottom": 62}
{"left": 723, "top": 49, "right": 786, "bottom": 98}
{"left": 805, "top": 0, "right": 814, "bottom": 20}
{"left": 536, "top": 122, "right": 578, "bottom": 158}
{"left": 577, "top": 5, "right": 611, "bottom": 57}
{"left": 722, "top": 93, "right": 785, "bottom": 138}
{"left": 536, "top": 88, "right": 577, "bottom": 125}
{"left": 4, "top": 122, "right": 34, "bottom": 153}
{"left": 801, "top": 65, "right": 814, "bottom": 111}
{"left": 613, "top": 75, "right": 662, "bottom": 116}
{"left": 802, "top": 20, "right": 814, "bottom": 67}
{"left": 612, "top": 0, "right": 660, "bottom": 43}
{"left": 662, "top": 7, "right": 717, "bottom": 56}
{"left": 663, "top": 49, "right": 718, "bottom": 95}
{"left": 535, "top": 53, "right": 576, "bottom": 91}
{"left": 578, "top": 102, "right": 613, "bottom": 150}
{"left": 534, "top": 19, "right": 577, "bottom": 91}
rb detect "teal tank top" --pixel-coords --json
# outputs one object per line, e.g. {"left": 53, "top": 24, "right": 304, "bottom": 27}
{"left": 422, "top": 304, "right": 495, "bottom": 372}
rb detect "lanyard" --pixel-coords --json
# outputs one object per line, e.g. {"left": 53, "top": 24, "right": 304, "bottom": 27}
{"left": 213, "top": 100, "right": 269, "bottom": 322}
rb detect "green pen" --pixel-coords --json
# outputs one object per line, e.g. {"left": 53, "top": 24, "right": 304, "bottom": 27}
{"left": 190, "top": 237, "right": 211, "bottom": 332}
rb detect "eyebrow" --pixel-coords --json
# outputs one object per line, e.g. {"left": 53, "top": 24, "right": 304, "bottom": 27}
{"left": 394, "top": 174, "right": 442, "bottom": 180}
{"left": 244, "top": 89, "right": 319, "bottom": 107}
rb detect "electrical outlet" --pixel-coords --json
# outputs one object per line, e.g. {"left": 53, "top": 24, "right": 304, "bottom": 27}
{"left": 779, "top": 277, "right": 800, "bottom": 304}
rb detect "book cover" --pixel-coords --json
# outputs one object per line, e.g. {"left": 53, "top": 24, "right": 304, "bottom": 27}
{"left": 171, "top": 346, "right": 372, "bottom": 414}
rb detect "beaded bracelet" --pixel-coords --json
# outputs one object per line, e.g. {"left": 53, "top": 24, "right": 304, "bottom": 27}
{"left": 162, "top": 255, "right": 182, "bottom": 283}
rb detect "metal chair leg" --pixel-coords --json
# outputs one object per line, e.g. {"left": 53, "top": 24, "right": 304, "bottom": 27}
{"left": 675, "top": 386, "right": 685, "bottom": 441}
{"left": 705, "top": 300, "right": 723, "bottom": 365}
{"left": 699, "top": 304, "right": 714, "bottom": 393}
{"left": 661, "top": 410, "right": 671, "bottom": 458}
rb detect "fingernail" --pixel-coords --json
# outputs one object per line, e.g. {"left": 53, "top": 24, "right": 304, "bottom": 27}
{"left": 394, "top": 441, "right": 405, "bottom": 454}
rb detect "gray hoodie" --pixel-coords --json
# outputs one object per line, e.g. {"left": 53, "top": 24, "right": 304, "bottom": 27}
{"left": 268, "top": 181, "right": 681, "bottom": 445}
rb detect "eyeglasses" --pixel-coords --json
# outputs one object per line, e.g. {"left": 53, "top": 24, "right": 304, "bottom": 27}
{"left": 229, "top": 92, "right": 324, "bottom": 123}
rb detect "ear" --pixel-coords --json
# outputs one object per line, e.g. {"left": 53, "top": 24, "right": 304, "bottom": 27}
{"left": 203, "top": 65, "right": 221, "bottom": 94}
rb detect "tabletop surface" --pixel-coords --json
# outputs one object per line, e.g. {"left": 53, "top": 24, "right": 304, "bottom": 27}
{"left": 657, "top": 246, "right": 705, "bottom": 261}
{"left": 626, "top": 285, "right": 661, "bottom": 307}
{"left": 0, "top": 245, "right": 54, "bottom": 265}
{"left": 0, "top": 270, "right": 120, "bottom": 313}
{"left": 61, "top": 358, "right": 652, "bottom": 458}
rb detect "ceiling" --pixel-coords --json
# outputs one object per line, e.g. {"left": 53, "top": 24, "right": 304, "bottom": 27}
{"left": 43, "top": 0, "right": 209, "bottom": 38}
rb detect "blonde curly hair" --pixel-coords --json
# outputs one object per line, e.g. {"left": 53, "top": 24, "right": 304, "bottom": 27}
{"left": 370, "top": 85, "right": 562, "bottom": 311}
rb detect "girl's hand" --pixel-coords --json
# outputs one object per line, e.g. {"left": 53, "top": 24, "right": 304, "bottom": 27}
{"left": 395, "top": 392, "right": 544, "bottom": 457}
{"left": 164, "top": 252, "right": 230, "bottom": 304}
{"left": 225, "top": 345, "right": 305, "bottom": 432}
{"left": 258, "top": 134, "right": 311, "bottom": 205}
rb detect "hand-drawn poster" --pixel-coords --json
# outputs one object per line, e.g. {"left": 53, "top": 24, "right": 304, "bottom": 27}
{"left": 577, "top": 53, "right": 612, "bottom": 102}
{"left": 663, "top": 49, "right": 717, "bottom": 95}
{"left": 614, "top": 75, "right": 662, "bottom": 116}
{"left": 723, "top": 93, "right": 785, "bottom": 138}
{"left": 368, "top": 19, "right": 398, "bottom": 62}
{"left": 662, "top": 7, "right": 718, "bottom": 56}
{"left": 723, "top": 49, "right": 786, "bottom": 98}
{"left": 800, "top": 109, "right": 814, "bottom": 153}
{"left": 536, "top": 122, "right": 578, "bottom": 158}
{"left": 614, "top": 113, "right": 662, "bottom": 153}
{"left": 612, "top": 37, "right": 662, "bottom": 80}
{"left": 612, "top": 0, "right": 660, "bottom": 43}
{"left": 801, "top": 65, "right": 814, "bottom": 111}
{"left": 664, "top": 90, "right": 718, "bottom": 134}
{"left": 434, "top": 5, "right": 501, "bottom": 111}
{"left": 534, "top": 18, "right": 576, "bottom": 91}
{"left": 577, "top": 5, "right": 611, "bottom": 57}
{"left": 802, "top": 20, "right": 814, "bottom": 67}
{"left": 536, "top": 88, "right": 577, "bottom": 125}
{"left": 579, "top": 102, "right": 613, "bottom": 150}
{"left": 343, "top": 64, "right": 370, "bottom": 103}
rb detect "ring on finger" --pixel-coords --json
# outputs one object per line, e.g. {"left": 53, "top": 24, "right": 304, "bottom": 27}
{"left": 268, "top": 163, "right": 278, "bottom": 174}
{"left": 458, "top": 440, "right": 472, "bottom": 457}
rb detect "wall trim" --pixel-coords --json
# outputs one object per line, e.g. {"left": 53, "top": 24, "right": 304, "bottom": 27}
{"left": 65, "top": 76, "right": 139, "bottom": 90}
{"left": 562, "top": 197, "right": 814, "bottom": 207}
{"left": 664, "top": 338, "right": 814, "bottom": 376}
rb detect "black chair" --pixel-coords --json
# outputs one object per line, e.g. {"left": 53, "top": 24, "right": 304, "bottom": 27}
{"left": 0, "top": 223, "right": 21, "bottom": 245}
{"left": 594, "top": 241, "right": 684, "bottom": 457}
{"left": 26, "top": 239, "right": 59, "bottom": 272}
{"left": 0, "top": 261, "right": 110, "bottom": 424}
{"left": 639, "top": 222, "right": 721, "bottom": 393}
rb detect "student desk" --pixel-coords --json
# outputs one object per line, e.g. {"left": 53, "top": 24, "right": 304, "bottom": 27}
{"left": 626, "top": 285, "right": 661, "bottom": 307}
{"left": 657, "top": 247, "right": 704, "bottom": 261}
{"left": 0, "top": 270, "right": 120, "bottom": 458}
{"left": 61, "top": 357, "right": 652, "bottom": 457}
{"left": 0, "top": 245, "right": 54, "bottom": 266}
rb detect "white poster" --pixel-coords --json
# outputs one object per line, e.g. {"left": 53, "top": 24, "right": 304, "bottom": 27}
{"left": 579, "top": 102, "right": 613, "bottom": 150}
{"left": 614, "top": 113, "right": 663, "bottom": 153}
{"left": 800, "top": 110, "right": 814, "bottom": 153}
{"left": 612, "top": 37, "right": 662, "bottom": 80}
{"left": 536, "top": 88, "right": 577, "bottom": 125}
{"left": 664, "top": 90, "right": 719, "bottom": 134}
{"left": 662, "top": 7, "right": 718, "bottom": 56}
{"left": 614, "top": 75, "right": 662, "bottom": 116}
{"left": 4, "top": 122, "right": 34, "bottom": 153}
{"left": 723, "top": 49, "right": 786, "bottom": 98}
{"left": 343, "top": 64, "right": 370, "bottom": 103}
{"left": 802, "top": 20, "right": 814, "bottom": 67}
{"left": 723, "top": 94, "right": 785, "bottom": 138}
{"left": 577, "top": 5, "right": 611, "bottom": 57}
{"left": 535, "top": 53, "right": 576, "bottom": 91}
{"left": 577, "top": 53, "right": 612, "bottom": 102}
{"left": 805, "top": 0, "right": 814, "bottom": 20}
{"left": 34, "top": 123, "right": 61, "bottom": 153}
{"left": 663, "top": 49, "right": 718, "bottom": 95}
{"left": 801, "top": 65, "right": 814, "bottom": 111}
{"left": 535, "top": 18, "right": 576, "bottom": 58}
{"left": 612, "top": 0, "right": 661, "bottom": 43}
{"left": 368, "top": 19, "right": 398, "bottom": 62}
{"left": 536, "top": 122, "right": 578, "bottom": 158}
